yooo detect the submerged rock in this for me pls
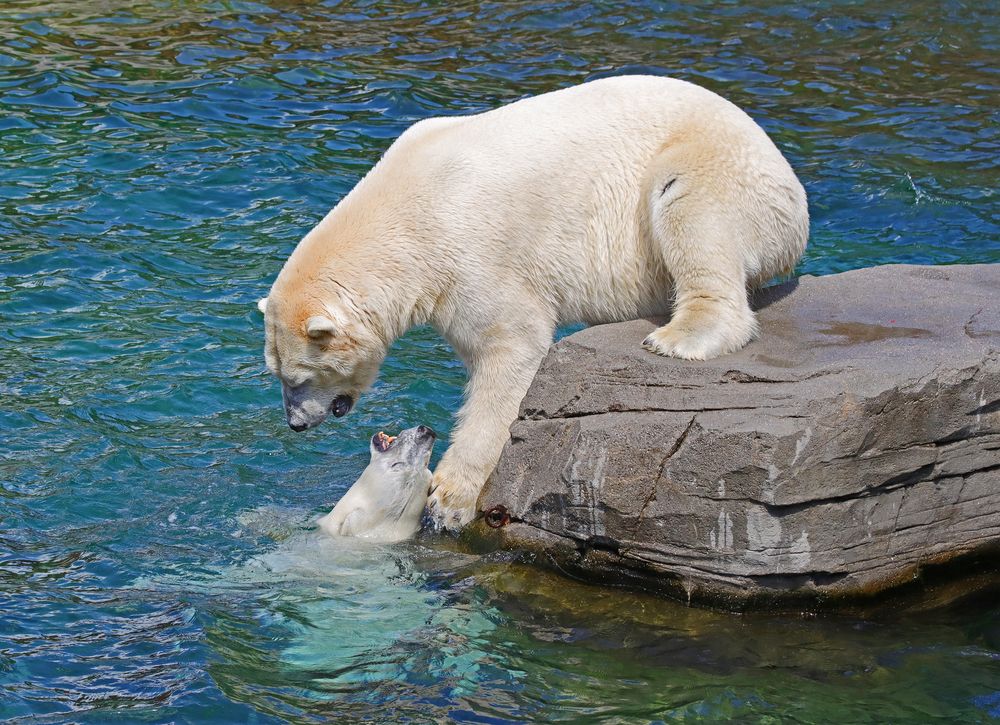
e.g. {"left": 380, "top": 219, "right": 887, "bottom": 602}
{"left": 475, "top": 265, "right": 1000, "bottom": 610}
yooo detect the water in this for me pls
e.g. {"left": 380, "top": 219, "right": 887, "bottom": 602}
{"left": 0, "top": 0, "right": 997, "bottom": 721}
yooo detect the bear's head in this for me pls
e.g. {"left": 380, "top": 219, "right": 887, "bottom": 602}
{"left": 257, "top": 286, "right": 386, "bottom": 431}
{"left": 366, "top": 425, "right": 436, "bottom": 500}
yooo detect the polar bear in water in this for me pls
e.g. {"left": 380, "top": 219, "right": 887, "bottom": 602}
{"left": 258, "top": 75, "right": 809, "bottom": 530}
{"left": 318, "top": 425, "right": 436, "bottom": 542}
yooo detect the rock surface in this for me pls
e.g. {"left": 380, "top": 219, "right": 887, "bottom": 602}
{"left": 474, "top": 265, "right": 1000, "bottom": 609}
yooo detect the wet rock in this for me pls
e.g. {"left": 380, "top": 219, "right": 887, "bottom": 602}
{"left": 476, "top": 265, "right": 1000, "bottom": 610}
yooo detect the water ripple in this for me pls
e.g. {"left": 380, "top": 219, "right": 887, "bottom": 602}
{"left": 1, "top": 0, "right": 997, "bottom": 721}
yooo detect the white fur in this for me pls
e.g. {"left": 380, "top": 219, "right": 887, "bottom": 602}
{"left": 305, "top": 316, "right": 336, "bottom": 338}
{"left": 317, "top": 436, "right": 432, "bottom": 542}
{"left": 261, "top": 75, "right": 809, "bottom": 529}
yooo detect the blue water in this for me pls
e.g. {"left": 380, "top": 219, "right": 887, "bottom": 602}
{"left": 1, "top": 0, "right": 998, "bottom": 721}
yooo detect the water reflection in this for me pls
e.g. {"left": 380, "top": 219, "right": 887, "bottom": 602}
{"left": 165, "top": 517, "right": 1000, "bottom": 722}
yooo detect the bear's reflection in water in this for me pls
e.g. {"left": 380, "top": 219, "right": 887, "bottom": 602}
{"left": 180, "top": 505, "right": 483, "bottom": 676}
{"left": 137, "top": 504, "right": 997, "bottom": 720}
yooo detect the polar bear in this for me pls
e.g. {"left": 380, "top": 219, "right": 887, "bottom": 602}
{"left": 318, "top": 426, "right": 436, "bottom": 542}
{"left": 258, "top": 75, "right": 809, "bottom": 530}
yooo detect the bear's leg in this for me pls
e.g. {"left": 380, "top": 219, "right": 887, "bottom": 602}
{"left": 642, "top": 184, "right": 759, "bottom": 361}
{"left": 427, "top": 311, "right": 554, "bottom": 530}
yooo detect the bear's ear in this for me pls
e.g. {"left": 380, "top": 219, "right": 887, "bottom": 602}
{"left": 305, "top": 315, "right": 337, "bottom": 339}
{"left": 257, "top": 297, "right": 268, "bottom": 314}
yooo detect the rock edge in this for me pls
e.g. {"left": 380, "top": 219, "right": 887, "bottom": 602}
{"left": 474, "top": 264, "right": 1000, "bottom": 610}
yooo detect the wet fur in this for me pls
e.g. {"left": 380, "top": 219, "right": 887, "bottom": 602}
{"left": 317, "top": 428, "right": 433, "bottom": 542}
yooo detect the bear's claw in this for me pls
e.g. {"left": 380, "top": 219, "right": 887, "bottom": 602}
{"left": 426, "top": 471, "right": 478, "bottom": 532}
{"left": 642, "top": 305, "right": 758, "bottom": 361}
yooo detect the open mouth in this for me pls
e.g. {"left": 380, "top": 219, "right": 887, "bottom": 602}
{"left": 330, "top": 394, "right": 353, "bottom": 418}
{"left": 372, "top": 431, "right": 396, "bottom": 452}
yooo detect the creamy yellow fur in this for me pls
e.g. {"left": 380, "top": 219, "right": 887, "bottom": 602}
{"left": 260, "top": 75, "right": 809, "bottom": 529}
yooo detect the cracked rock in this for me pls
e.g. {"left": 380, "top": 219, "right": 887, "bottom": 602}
{"left": 474, "top": 264, "right": 1000, "bottom": 610}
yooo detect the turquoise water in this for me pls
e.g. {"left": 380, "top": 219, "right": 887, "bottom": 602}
{"left": 1, "top": 0, "right": 998, "bottom": 721}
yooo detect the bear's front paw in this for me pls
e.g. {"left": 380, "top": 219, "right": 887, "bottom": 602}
{"left": 426, "top": 470, "right": 478, "bottom": 533}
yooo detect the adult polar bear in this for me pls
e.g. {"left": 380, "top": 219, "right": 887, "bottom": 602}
{"left": 259, "top": 75, "right": 809, "bottom": 530}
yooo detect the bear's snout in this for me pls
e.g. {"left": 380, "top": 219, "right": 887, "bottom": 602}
{"left": 285, "top": 405, "right": 322, "bottom": 431}
{"left": 281, "top": 382, "right": 334, "bottom": 432}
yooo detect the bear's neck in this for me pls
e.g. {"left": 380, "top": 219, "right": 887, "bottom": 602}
{"left": 299, "top": 247, "right": 440, "bottom": 347}
{"left": 284, "top": 181, "right": 448, "bottom": 345}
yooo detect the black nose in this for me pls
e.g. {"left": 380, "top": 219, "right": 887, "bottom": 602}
{"left": 417, "top": 425, "right": 436, "bottom": 440}
{"left": 289, "top": 421, "right": 308, "bottom": 432}
{"left": 331, "top": 395, "right": 353, "bottom": 418}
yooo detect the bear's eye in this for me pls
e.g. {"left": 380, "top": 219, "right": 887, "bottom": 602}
{"left": 390, "top": 461, "right": 406, "bottom": 470}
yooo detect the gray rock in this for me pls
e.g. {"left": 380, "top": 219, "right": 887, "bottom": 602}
{"left": 474, "top": 264, "right": 1000, "bottom": 609}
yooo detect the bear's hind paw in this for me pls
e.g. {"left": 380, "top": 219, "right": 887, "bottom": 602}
{"left": 642, "top": 308, "right": 758, "bottom": 361}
